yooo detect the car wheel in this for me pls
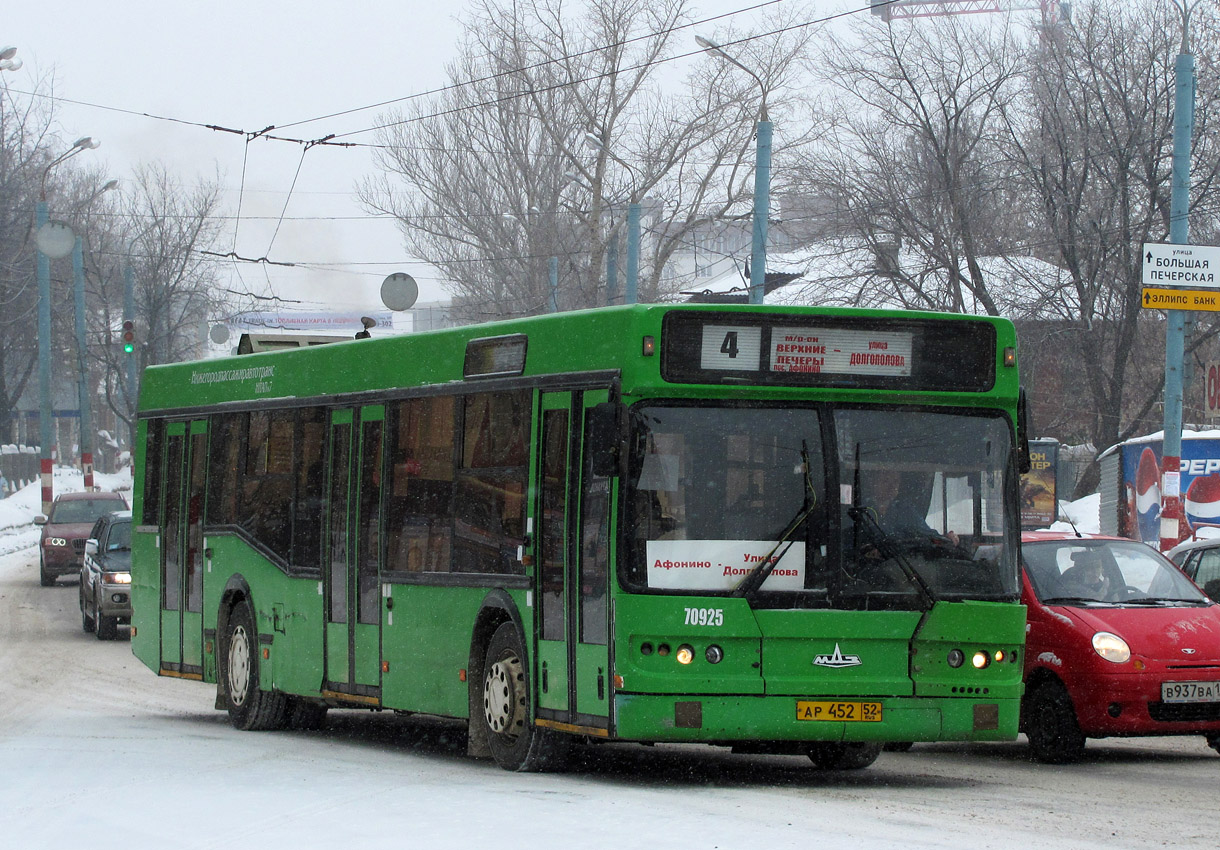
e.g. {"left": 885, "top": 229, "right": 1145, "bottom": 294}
{"left": 80, "top": 587, "right": 95, "bottom": 634}
{"left": 39, "top": 554, "right": 54, "bottom": 587}
{"left": 808, "top": 742, "right": 884, "bottom": 770}
{"left": 479, "top": 622, "right": 567, "bottom": 771}
{"left": 1024, "top": 680, "right": 1086, "bottom": 764}
{"left": 219, "top": 598, "right": 288, "bottom": 731}
{"left": 1206, "top": 734, "right": 1220, "bottom": 756}
{"left": 96, "top": 594, "right": 117, "bottom": 641}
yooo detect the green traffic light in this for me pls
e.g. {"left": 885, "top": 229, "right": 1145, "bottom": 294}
{"left": 123, "top": 343, "right": 134, "bottom": 354}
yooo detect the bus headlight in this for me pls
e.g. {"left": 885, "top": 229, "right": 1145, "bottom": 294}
{"left": 947, "top": 649, "right": 965, "bottom": 668}
{"left": 971, "top": 651, "right": 990, "bottom": 669}
{"left": 1092, "top": 631, "right": 1131, "bottom": 664}
{"left": 676, "top": 645, "right": 694, "bottom": 665}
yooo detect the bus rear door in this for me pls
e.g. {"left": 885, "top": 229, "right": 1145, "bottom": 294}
{"left": 323, "top": 405, "right": 385, "bottom": 702}
{"left": 535, "top": 389, "right": 612, "bottom": 734}
{"left": 159, "top": 419, "right": 206, "bottom": 678}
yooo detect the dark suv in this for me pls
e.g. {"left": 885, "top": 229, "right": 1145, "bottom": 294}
{"left": 35, "top": 492, "right": 128, "bottom": 586}
{"left": 79, "top": 510, "right": 133, "bottom": 639}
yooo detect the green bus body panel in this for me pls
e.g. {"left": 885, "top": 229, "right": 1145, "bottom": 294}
{"left": 382, "top": 585, "right": 530, "bottom": 718}
{"left": 131, "top": 304, "right": 1025, "bottom": 747}
{"left": 137, "top": 305, "right": 1020, "bottom": 415}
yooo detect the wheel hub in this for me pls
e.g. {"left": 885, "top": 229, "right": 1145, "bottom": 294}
{"left": 228, "top": 624, "right": 252, "bottom": 707}
{"left": 483, "top": 654, "right": 524, "bottom": 739}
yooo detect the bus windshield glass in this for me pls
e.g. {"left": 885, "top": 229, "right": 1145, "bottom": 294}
{"left": 624, "top": 404, "right": 1018, "bottom": 605}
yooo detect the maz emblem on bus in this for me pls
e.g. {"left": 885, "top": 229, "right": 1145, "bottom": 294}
{"left": 813, "top": 644, "right": 862, "bottom": 668}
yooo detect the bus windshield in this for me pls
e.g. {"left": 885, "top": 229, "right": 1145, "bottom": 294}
{"left": 624, "top": 403, "right": 1018, "bottom": 606}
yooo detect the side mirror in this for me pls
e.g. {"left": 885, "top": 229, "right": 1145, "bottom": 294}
{"left": 34, "top": 515, "right": 47, "bottom": 526}
{"left": 85, "top": 539, "right": 99, "bottom": 556}
{"left": 588, "top": 401, "right": 624, "bottom": 477}
{"left": 1017, "top": 387, "right": 1033, "bottom": 474}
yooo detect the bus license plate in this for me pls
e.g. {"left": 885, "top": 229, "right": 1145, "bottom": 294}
{"left": 796, "top": 701, "right": 882, "bottom": 722}
{"left": 1162, "top": 681, "right": 1220, "bottom": 703}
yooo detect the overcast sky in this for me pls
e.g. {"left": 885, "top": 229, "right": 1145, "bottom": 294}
{"left": 4, "top": 1, "right": 831, "bottom": 318}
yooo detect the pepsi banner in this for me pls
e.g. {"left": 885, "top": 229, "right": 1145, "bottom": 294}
{"left": 1121, "top": 435, "right": 1220, "bottom": 544}
{"left": 1020, "top": 440, "right": 1058, "bottom": 528}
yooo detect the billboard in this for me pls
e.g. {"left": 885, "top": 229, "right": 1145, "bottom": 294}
{"left": 1020, "top": 439, "right": 1058, "bottom": 529}
{"left": 1116, "top": 432, "right": 1220, "bottom": 545}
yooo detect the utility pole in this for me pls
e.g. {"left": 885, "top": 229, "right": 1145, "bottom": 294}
{"left": 1160, "top": 0, "right": 1199, "bottom": 552}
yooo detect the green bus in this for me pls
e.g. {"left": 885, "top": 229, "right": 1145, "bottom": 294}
{"left": 132, "top": 303, "right": 1029, "bottom": 771}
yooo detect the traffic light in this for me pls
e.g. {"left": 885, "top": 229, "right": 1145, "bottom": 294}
{"left": 121, "top": 320, "right": 135, "bottom": 354}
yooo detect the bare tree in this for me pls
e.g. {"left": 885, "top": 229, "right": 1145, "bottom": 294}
{"left": 1001, "top": 1, "right": 1220, "bottom": 489}
{"left": 88, "top": 163, "right": 226, "bottom": 446}
{"left": 786, "top": 13, "right": 1027, "bottom": 315}
{"left": 360, "top": 0, "right": 813, "bottom": 320}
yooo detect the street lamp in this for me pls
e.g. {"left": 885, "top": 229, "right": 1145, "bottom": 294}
{"left": 0, "top": 45, "right": 21, "bottom": 72}
{"left": 36, "top": 136, "right": 101, "bottom": 513}
{"left": 696, "top": 35, "right": 771, "bottom": 306}
{"left": 581, "top": 134, "right": 642, "bottom": 305}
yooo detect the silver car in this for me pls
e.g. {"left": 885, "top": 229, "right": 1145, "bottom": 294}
{"left": 79, "top": 511, "right": 133, "bottom": 640}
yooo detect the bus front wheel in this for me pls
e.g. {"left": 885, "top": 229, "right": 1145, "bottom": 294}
{"left": 220, "top": 598, "right": 288, "bottom": 731}
{"left": 479, "top": 622, "right": 566, "bottom": 772}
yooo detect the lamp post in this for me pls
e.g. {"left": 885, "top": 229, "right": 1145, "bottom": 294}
{"left": 580, "top": 134, "right": 642, "bottom": 304}
{"left": 72, "top": 179, "right": 118, "bottom": 491}
{"left": 1159, "top": 1, "right": 1200, "bottom": 551}
{"left": 35, "top": 136, "right": 101, "bottom": 513}
{"left": 696, "top": 35, "right": 771, "bottom": 306}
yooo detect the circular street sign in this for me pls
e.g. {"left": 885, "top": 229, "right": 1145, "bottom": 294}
{"left": 35, "top": 220, "right": 76, "bottom": 259}
{"left": 209, "top": 323, "right": 231, "bottom": 345}
{"left": 381, "top": 272, "right": 419, "bottom": 311}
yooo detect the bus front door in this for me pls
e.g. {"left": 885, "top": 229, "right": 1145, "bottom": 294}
{"left": 159, "top": 419, "right": 206, "bottom": 678}
{"left": 535, "top": 390, "right": 611, "bottom": 734}
{"left": 323, "top": 406, "right": 385, "bottom": 702}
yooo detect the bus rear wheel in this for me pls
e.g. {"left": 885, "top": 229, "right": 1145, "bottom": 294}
{"left": 220, "top": 598, "right": 288, "bottom": 731}
{"left": 808, "top": 742, "right": 883, "bottom": 770}
{"left": 480, "top": 622, "right": 566, "bottom": 772}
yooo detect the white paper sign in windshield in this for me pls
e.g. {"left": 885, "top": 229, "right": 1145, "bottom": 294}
{"left": 770, "top": 328, "right": 913, "bottom": 377}
{"left": 647, "top": 540, "right": 806, "bottom": 591}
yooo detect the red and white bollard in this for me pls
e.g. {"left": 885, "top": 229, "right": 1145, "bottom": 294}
{"left": 82, "top": 452, "right": 94, "bottom": 492}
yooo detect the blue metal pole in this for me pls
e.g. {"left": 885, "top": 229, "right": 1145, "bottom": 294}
{"left": 548, "top": 256, "right": 559, "bottom": 313}
{"left": 124, "top": 259, "right": 137, "bottom": 452}
{"left": 72, "top": 237, "right": 94, "bottom": 490}
{"left": 749, "top": 119, "right": 772, "bottom": 305}
{"left": 606, "top": 230, "right": 619, "bottom": 306}
{"left": 1161, "top": 45, "right": 1195, "bottom": 550}
{"left": 36, "top": 201, "right": 53, "bottom": 514}
{"left": 626, "top": 202, "right": 640, "bottom": 304}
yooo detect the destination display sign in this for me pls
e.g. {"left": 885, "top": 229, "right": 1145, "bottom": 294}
{"left": 661, "top": 311, "right": 998, "bottom": 393}
{"left": 768, "top": 327, "right": 913, "bottom": 377}
{"left": 1141, "top": 287, "right": 1220, "bottom": 313}
{"left": 1142, "top": 243, "right": 1220, "bottom": 288}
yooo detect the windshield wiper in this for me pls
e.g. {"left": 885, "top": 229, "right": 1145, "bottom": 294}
{"left": 734, "top": 441, "right": 816, "bottom": 600}
{"left": 847, "top": 500, "right": 937, "bottom": 608}
{"left": 1040, "top": 596, "right": 1107, "bottom": 605}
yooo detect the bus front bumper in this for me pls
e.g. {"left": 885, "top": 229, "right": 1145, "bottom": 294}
{"left": 612, "top": 692, "right": 1020, "bottom": 743}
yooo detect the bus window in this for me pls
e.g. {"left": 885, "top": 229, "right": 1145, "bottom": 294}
{"left": 386, "top": 395, "right": 456, "bottom": 574}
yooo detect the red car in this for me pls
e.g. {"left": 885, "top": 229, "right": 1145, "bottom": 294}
{"left": 1020, "top": 531, "right": 1220, "bottom": 762}
{"left": 34, "top": 491, "right": 128, "bottom": 586}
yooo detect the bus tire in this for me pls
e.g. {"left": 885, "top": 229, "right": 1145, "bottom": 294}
{"left": 220, "top": 598, "right": 288, "bottom": 731}
{"left": 808, "top": 741, "right": 883, "bottom": 770}
{"left": 286, "top": 697, "right": 328, "bottom": 731}
{"left": 480, "top": 622, "right": 567, "bottom": 772}
{"left": 1024, "top": 679, "right": 1085, "bottom": 764}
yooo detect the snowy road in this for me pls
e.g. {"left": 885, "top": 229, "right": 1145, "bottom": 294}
{"left": 1, "top": 543, "right": 1216, "bottom": 850}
